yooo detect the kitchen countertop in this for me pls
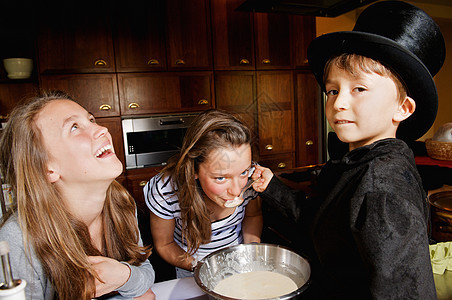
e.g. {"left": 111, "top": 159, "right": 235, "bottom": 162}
{"left": 151, "top": 277, "right": 208, "bottom": 300}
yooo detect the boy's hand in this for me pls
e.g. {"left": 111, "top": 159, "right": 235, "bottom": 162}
{"left": 251, "top": 165, "right": 273, "bottom": 193}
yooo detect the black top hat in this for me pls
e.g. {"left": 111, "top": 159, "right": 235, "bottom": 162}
{"left": 307, "top": 0, "right": 446, "bottom": 141}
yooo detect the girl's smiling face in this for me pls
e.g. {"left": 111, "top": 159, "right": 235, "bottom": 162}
{"left": 35, "top": 99, "right": 123, "bottom": 185}
{"left": 324, "top": 65, "right": 403, "bottom": 150}
{"left": 195, "top": 144, "right": 252, "bottom": 209}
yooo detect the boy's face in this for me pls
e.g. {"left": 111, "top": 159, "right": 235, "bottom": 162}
{"left": 324, "top": 65, "right": 402, "bottom": 151}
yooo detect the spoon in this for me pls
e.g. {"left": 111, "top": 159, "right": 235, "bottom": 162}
{"left": 224, "top": 176, "right": 260, "bottom": 208}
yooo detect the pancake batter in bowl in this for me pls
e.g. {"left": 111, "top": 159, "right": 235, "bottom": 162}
{"left": 213, "top": 271, "right": 297, "bottom": 299}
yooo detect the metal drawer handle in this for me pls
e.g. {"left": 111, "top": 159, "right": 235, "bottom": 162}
{"left": 94, "top": 59, "right": 107, "bottom": 66}
{"left": 262, "top": 59, "right": 271, "bottom": 64}
{"left": 239, "top": 58, "right": 250, "bottom": 65}
{"left": 128, "top": 102, "right": 140, "bottom": 109}
{"left": 139, "top": 181, "right": 147, "bottom": 187}
{"left": 99, "top": 104, "right": 111, "bottom": 111}
{"left": 198, "top": 99, "right": 209, "bottom": 105}
{"left": 175, "top": 59, "right": 186, "bottom": 65}
{"left": 265, "top": 144, "right": 273, "bottom": 151}
{"left": 306, "top": 140, "right": 314, "bottom": 146}
{"left": 148, "top": 59, "right": 160, "bottom": 65}
{"left": 277, "top": 162, "right": 287, "bottom": 169}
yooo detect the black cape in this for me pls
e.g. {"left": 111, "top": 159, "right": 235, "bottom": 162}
{"left": 262, "top": 138, "right": 436, "bottom": 299}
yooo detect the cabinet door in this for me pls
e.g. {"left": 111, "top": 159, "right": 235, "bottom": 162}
{"left": 258, "top": 153, "right": 294, "bottom": 171}
{"left": 118, "top": 72, "right": 213, "bottom": 115}
{"left": 113, "top": 0, "right": 167, "bottom": 72}
{"left": 293, "top": 16, "right": 316, "bottom": 68}
{"left": 0, "top": 83, "right": 38, "bottom": 119}
{"left": 215, "top": 71, "right": 256, "bottom": 132}
{"left": 166, "top": 0, "right": 212, "bottom": 70}
{"left": 40, "top": 74, "right": 120, "bottom": 118}
{"left": 38, "top": 5, "right": 115, "bottom": 73}
{"left": 125, "top": 167, "right": 163, "bottom": 246}
{"left": 254, "top": 13, "right": 292, "bottom": 70}
{"left": 296, "top": 72, "right": 322, "bottom": 166}
{"left": 214, "top": 71, "right": 259, "bottom": 160}
{"left": 211, "top": 0, "right": 255, "bottom": 70}
{"left": 257, "top": 71, "right": 295, "bottom": 155}
{"left": 95, "top": 117, "right": 126, "bottom": 172}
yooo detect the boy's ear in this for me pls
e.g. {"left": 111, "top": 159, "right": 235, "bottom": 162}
{"left": 393, "top": 96, "right": 416, "bottom": 122}
{"left": 46, "top": 164, "right": 60, "bottom": 183}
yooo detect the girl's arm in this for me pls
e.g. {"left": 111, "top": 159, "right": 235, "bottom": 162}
{"left": 150, "top": 212, "right": 195, "bottom": 271}
{"left": 242, "top": 197, "right": 263, "bottom": 243}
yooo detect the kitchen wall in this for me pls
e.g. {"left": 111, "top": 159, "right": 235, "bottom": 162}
{"left": 315, "top": 0, "right": 452, "bottom": 141}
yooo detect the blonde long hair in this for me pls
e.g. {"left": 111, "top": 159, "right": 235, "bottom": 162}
{"left": 0, "top": 91, "right": 151, "bottom": 300}
{"left": 161, "top": 109, "right": 252, "bottom": 256}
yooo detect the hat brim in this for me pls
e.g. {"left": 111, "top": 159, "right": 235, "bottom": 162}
{"left": 308, "top": 31, "right": 438, "bottom": 141}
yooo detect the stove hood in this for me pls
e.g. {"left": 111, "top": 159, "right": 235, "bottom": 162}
{"left": 236, "top": 0, "right": 378, "bottom": 17}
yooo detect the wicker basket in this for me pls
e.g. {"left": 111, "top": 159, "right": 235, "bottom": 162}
{"left": 426, "top": 138, "right": 452, "bottom": 161}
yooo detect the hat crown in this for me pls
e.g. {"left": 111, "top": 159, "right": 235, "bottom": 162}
{"left": 353, "top": 1, "right": 445, "bottom": 77}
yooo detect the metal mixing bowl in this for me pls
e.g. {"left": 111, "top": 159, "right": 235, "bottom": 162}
{"left": 194, "top": 243, "right": 311, "bottom": 300}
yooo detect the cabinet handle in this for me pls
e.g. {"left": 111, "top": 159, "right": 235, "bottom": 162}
{"left": 99, "top": 104, "right": 111, "bottom": 111}
{"left": 94, "top": 59, "right": 107, "bottom": 66}
{"left": 239, "top": 58, "right": 250, "bottom": 65}
{"left": 305, "top": 140, "right": 314, "bottom": 146}
{"left": 262, "top": 59, "right": 271, "bottom": 64}
{"left": 0, "top": 114, "right": 9, "bottom": 120}
{"left": 128, "top": 102, "right": 140, "bottom": 109}
{"left": 139, "top": 181, "right": 147, "bottom": 187}
{"left": 175, "top": 59, "right": 186, "bottom": 65}
{"left": 198, "top": 99, "right": 209, "bottom": 105}
{"left": 277, "top": 162, "right": 287, "bottom": 169}
{"left": 265, "top": 144, "right": 273, "bottom": 151}
{"left": 303, "top": 59, "right": 309, "bottom": 64}
{"left": 147, "top": 59, "right": 160, "bottom": 65}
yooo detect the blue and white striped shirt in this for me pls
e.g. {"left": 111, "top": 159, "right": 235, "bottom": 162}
{"left": 144, "top": 173, "right": 258, "bottom": 260}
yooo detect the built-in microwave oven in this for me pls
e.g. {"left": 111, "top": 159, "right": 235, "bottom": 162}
{"left": 122, "top": 113, "right": 199, "bottom": 169}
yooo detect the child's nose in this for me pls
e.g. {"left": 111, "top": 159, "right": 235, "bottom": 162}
{"left": 333, "top": 92, "right": 350, "bottom": 110}
{"left": 228, "top": 179, "right": 242, "bottom": 197}
{"left": 93, "top": 124, "right": 108, "bottom": 139}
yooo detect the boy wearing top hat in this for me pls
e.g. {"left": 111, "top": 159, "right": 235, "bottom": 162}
{"left": 251, "top": 1, "right": 445, "bottom": 298}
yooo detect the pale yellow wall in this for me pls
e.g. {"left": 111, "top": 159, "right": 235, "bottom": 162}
{"left": 315, "top": 1, "right": 452, "bottom": 141}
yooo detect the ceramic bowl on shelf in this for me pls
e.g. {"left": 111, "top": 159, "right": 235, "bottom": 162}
{"left": 3, "top": 58, "right": 33, "bottom": 79}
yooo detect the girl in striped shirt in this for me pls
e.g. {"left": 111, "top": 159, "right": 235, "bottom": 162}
{"left": 144, "top": 109, "right": 263, "bottom": 278}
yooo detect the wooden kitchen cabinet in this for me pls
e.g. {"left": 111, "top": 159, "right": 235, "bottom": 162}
{"left": 118, "top": 72, "right": 214, "bottom": 115}
{"left": 165, "top": 0, "right": 213, "bottom": 70}
{"left": 214, "top": 71, "right": 260, "bottom": 160}
{"left": 257, "top": 71, "right": 295, "bottom": 157}
{"left": 293, "top": 16, "right": 316, "bottom": 68}
{"left": 254, "top": 13, "right": 292, "bottom": 70}
{"left": 113, "top": 0, "right": 167, "bottom": 72}
{"left": 211, "top": 0, "right": 255, "bottom": 70}
{"left": 37, "top": 4, "right": 115, "bottom": 74}
{"left": 40, "top": 74, "right": 120, "bottom": 118}
{"left": 215, "top": 71, "right": 296, "bottom": 170}
{"left": 258, "top": 153, "right": 295, "bottom": 171}
{"left": 126, "top": 166, "right": 175, "bottom": 282}
{"left": 254, "top": 14, "right": 316, "bottom": 70}
{"left": 295, "top": 71, "right": 322, "bottom": 166}
{"left": 0, "top": 83, "right": 38, "bottom": 119}
{"left": 125, "top": 167, "right": 162, "bottom": 246}
{"left": 214, "top": 71, "right": 257, "bottom": 134}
